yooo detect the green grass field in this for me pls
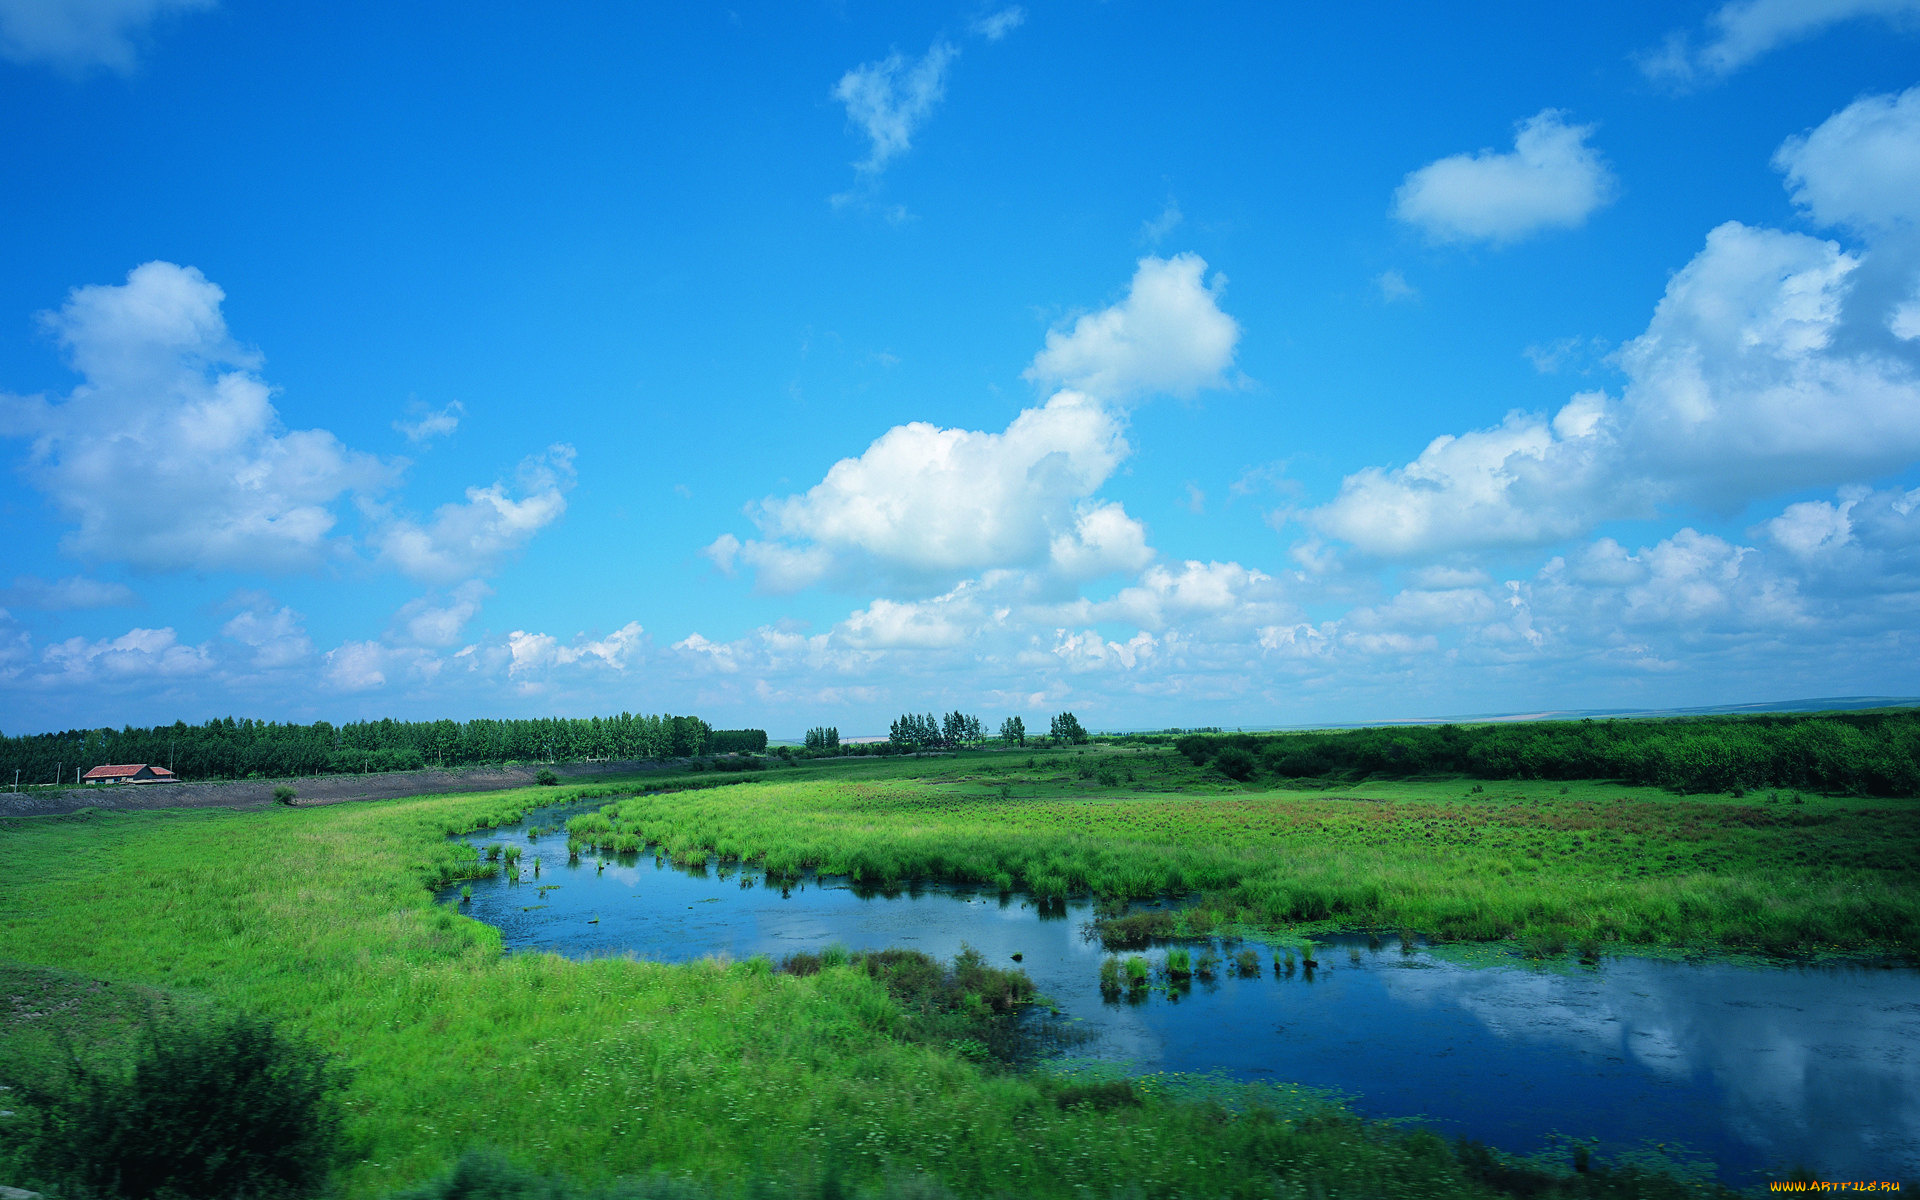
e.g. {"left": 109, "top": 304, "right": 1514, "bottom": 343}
{"left": 5, "top": 744, "right": 1908, "bottom": 1197}
{"left": 580, "top": 746, "right": 1920, "bottom": 958}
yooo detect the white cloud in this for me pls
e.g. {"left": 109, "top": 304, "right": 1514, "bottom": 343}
{"left": 1764, "top": 497, "right": 1856, "bottom": 558}
{"left": 1095, "top": 560, "right": 1283, "bottom": 631}
{"left": 734, "top": 390, "right": 1134, "bottom": 591}
{"left": 221, "top": 602, "right": 312, "bottom": 669}
{"left": 1054, "top": 628, "right": 1158, "bottom": 672}
{"left": 971, "top": 6, "right": 1024, "bottom": 40}
{"left": 2, "top": 575, "right": 136, "bottom": 609}
{"left": 1641, "top": 0, "right": 1920, "bottom": 84}
{"left": 832, "top": 39, "right": 958, "bottom": 180}
{"left": 841, "top": 592, "right": 979, "bottom": 650}
{"left": 1308, "top": 399, "right": 1632, "bottom": 557}
{"left": 0, "top": 262, "right": 398, "bottom": 573}
{"left": 369, "top": 444, "right": 576, "bottom": 583}
{"left": 508, "top": 622, "right": 645, "bottom": 676}
{"left": 1024, "top": 254, "right": 1241, "bottom": 400}
{"left": 394, "top": 400, "right": 464, "bottom": 445}
{"left": 324, "top": 640, "right": 388, "bottom": 692}
{"left": 394, "top": 580, "right": 490, "bottom": 647}
{"left": 0, "top": 0, "right": 213, "bottom": 73}
{"left": 1534, "top": 528, "right": 1803, "bottom": 632}
{"left": 1773, "top": 84, "right": 1920, "bottom": 234}
{"left": 1312, "top": 94, "right": 1920, "bottom": 561}
{"left": 1392, "top": 110, "right": 1617, "bottom": 245}
{"left": 42, "top": 625, "right": 211, "bottom": 682}
{"left": 1613, "top": 221, "right": 1920, "bottom": 500}
{"left": 1046, "top": 501, "right": 1153, "bottom": 580}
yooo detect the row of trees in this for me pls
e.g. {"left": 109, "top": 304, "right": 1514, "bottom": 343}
{"left": 1, "top": 712, "right": 720, "bottom": 785}
{"left": 1173, "top": 709, "right": 1920, "bottom": 796}
{"left": 873, "top": 711, "right": 1088, "bottom": 752}
{"left": 803, "top": 726, "right": 841, "bottom": 751}
{"left": 888, "top": 712, "right": 985, "bottom": 751}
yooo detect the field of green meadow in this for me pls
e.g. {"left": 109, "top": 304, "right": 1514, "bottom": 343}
{"left": 3, "top": 726, "right": 1915, "bottom": 1198}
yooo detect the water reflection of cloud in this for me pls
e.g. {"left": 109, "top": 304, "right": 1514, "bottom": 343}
{"left": 1375, "top": 956, "right": 1920, "bottom": 1177}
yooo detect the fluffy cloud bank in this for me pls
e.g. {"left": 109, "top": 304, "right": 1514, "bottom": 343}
{"left": 1316, "top": 89, "right": 1920, "bottom": 559}
{"left": 1392, "top": 110, "right": 1617, "bottom": 245}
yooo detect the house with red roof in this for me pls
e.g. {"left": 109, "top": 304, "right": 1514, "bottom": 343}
{"left": 81, "top": 763, "right": 179, "bottom": 784}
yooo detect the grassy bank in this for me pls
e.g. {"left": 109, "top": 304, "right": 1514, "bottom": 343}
{"left": 572, "top": 748, "right": 1920, "bottom": 958}
{"left": 0, "top": 784, "right": 1739, "bottom": 1199}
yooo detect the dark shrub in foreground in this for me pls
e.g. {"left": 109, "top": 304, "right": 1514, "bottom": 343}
{"left": 3, "top": 1007, "right": 349, "bottom": 1200}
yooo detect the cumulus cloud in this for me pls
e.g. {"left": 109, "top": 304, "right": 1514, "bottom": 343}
{"left": 42, "top": 625, "right": 211, "bottom": 682}
{"left": 508, "top": 622, "right": 645, "bottom": 676}
{"left": 1774, "top": 84, "right": 1920, "bottom": 234}
{"left": 1641, "top": 0, "right": 1920, "bottom": 85}
{"left": 0, "top": 0, "right": 214, "bottom": 73}
{"left": 1092, "top": 560, "right": 1284, "bottom": 631}
{"left": 1025, "top": 254, "right": 1241, "bottom": 400}
{"left": 1309, "top": 398, "right": 1632, "bottom": 557}
{"left": 1392, "top": 110, "right": 1617, "bottom": 245}
{"left": 833, "top": 38, "right": 958, "bottom": 181}
{"left": 369, "top": 444, "right": 576, "bottom": 583}
{"left": 2, "top": 575, "right": 136, "bottom": 609}
{"left": 729, "top": 390, "right": 1137, "bottom": 591}
{"left": 323, "top": 640, "right": 389, "bottom": 691}
{"left": 0, "top": 262, "right": 397, "bottom": 573}
{"left": 1313, "top": 94, "right": 1920, "bottom": 560}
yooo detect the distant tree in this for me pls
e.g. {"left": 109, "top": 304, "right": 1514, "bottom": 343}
{"left": 999, "top": 716, "right": 1026, "bottom": 746}
{"left": 1051, "top": 712, "right": 1089, "bottom": 745}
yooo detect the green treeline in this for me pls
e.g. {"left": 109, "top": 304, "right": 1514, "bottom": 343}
{"left": 706, "top": 729, "right": 768, "bottom": 755}
{"left": 0, "top": 712, "right": 720, "bottom": 784}
{"left": 1173, "top": 708, "right": 1920, "bottom": 796}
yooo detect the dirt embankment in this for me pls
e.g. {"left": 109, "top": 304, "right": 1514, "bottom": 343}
{"left": 0, "top": 759, "right": 675, "bottom": 819}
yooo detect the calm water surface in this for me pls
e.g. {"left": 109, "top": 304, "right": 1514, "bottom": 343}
{"left": 442, "top": 802, "right": 1920, "bottom": 1187}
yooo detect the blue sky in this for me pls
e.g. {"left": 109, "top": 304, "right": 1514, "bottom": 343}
{"left": 2, "top": 0, "right": 1919, "bottom": 737}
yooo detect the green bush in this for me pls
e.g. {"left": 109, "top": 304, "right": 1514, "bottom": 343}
{"left": 2, "top": 1007, "right": 349, "bottom": 1200}
{"left": 272, "top": 785, "right": 297, "bottom": 806}
{"left": 1214, "top": 747, "right": 1257, "bottom": 781}
{"left": 535, "top": 767, "right": 558, "bottom": 786}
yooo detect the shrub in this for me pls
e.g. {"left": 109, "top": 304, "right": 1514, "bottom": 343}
{"left": 3, "top": 1007, "right": 349, "bottom": 1200}
{"left": 271, "top": 785, "right": 297, "bottom": 806}
{"left": 535, "top": 767, "right": 558, "bottom": 786}
{"left": 1214, "top": 747, "right": 1257, "bottom": 781}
